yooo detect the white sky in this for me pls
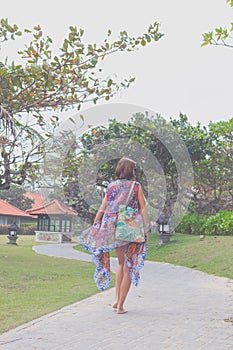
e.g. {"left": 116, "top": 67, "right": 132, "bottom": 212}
{"left": 1, "top": 0, "right": 233, "bottom": 126}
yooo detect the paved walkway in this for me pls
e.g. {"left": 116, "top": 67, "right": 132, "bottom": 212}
{"left": 0, "top": 243, "right": 232, "bottom": 349}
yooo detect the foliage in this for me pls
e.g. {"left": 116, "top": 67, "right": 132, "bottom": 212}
{"left": 170, "top": 113, "right": 214, "bottom": 163}
{"left": 54, "top": 113, "right": 183, "bottom": 222}
{"left": 0, "top": 19, "right": 163, "bottom": 189}
{"left": 193, "top": 119, "right": 233, "bottom": 214}
{"left": 202, "top": 0, "right": 233, "bottom": 48}
{"left": 0, "top": 224, "right": 10, "bottom": 235}
{"left": 176, "top": 213, "right": 206, "bottom": 235}
{"left": 0, "top": 184, "right": 34, "bottom": 210}
{"left": 201, "top": 211, "right": 233, "bottom": 236}
{"left": 171, "top": 115, "right": 233, "bottom": 214}
{"left": 176, "top": 211, "right": 233, "bottom": 236}
{"left": 0, "top": 224, "right": 36, "bottom": 235}
{"left": 47, "top": 112, "right": 233, "bottom": 222}
{"left": 199, "top": 2, "right": 233, "bottom": 212}
{"left": 0, "top": 19, "right": 162, "bottom": 117}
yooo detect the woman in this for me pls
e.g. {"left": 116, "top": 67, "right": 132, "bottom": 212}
{"left": 79, "top": 157, "right": 149, "bottom": 314}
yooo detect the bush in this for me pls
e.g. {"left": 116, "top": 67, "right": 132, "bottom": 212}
{"left": 176, "top": 211, "right": 233, "bottom": 236}
{"left": 19, "top": 226, "right": 36, "bottom": 235}
{"left": 201, "top": 211, "right": 233, "bottom": 236}
{"left": 20, "top": 222, "right": 37, "bottom": 228}
{"left": 176, "top": 213, "right": 206, "bottom": 235}
{"left": 0, "top": 224, "right": 36, "bottom": 235}
{"left": 0, "top": 225, "right": 9, "bottom": 235}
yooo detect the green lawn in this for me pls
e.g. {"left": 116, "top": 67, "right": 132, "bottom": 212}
{"left": 0, "top": 235, "right": 114, "bottom": 334}
{"left": 146, "top": 233, "right": 233, "bottom": 280}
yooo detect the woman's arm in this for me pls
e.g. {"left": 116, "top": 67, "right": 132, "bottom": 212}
{"left": 93, "top": 196, "right": 107, "bottom": 224}
{"left": 138, "top": 185, "right": 149, "bottom": 242}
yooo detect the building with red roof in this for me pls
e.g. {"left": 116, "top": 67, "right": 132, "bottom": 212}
{"left": 24, "top": 192, "right": 47, "bottom": 210}
{"left": 0, "top": 199, "right": 32, "bottom": 226}
{"left": 27, "top": 199, "right": 78, "bottom": 243}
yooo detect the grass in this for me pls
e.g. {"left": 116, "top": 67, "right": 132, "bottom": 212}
{"left": 0, "top": 235, "right": 114, "bottom": 334}
{"left": 146, "top": 233, "right": 233, "bottom": 279}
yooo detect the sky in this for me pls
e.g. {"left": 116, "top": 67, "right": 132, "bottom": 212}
{"left": 1, "top": 0, "right": 233, "bottom": 126}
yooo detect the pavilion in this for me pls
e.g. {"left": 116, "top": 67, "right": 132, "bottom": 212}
{"left": 27, "top": 199, "right": 78, "bottom": 243}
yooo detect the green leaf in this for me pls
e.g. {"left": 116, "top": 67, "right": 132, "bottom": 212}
{"left": 226, "top": 0, "right": 233, "bottom": 7}
{"left": 63, "top": 39, "right": 68, "bottom": 50}
{"left": 107, "top": 79, "right": 113, "bottom": 87}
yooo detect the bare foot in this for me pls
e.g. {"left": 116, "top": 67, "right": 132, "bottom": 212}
{"left": 112, "top": 303, "right": 118, "bottom": 310}
{"left": 117, "top": 308, "right": 128, "bottom": 314}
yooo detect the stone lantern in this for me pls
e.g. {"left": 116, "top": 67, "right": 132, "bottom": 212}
{"left": 157, "top": 212, "right": 171, "bottom": 245}
{"left": 7, "top": 223, "right": 19, "bottom": 245}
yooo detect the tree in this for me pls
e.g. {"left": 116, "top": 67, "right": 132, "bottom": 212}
{"left": 0, "top": 184, "right": 34, "bottom": 210}
{"left": 202, "top": 0, "right": 233, "bottom": 48}
{"left": 170, "top": 113, "right": 214, "bottom": 163}
{"left": 194, "top": 119, "right": 233, "bottom": 214}
{"left": 172, "top": 116, "right": 233, "bottom": 214}
{"left": 200, "top": 1, "right": 233, "bottom": 212}
{"left": 0, "top": 19, "right": 163, "bottom": 189}
{"left": 44, "top": 112, "right": 233, "bottom": 221}
{"left": 48, "top": 113, "right": 193, "bottom": 223}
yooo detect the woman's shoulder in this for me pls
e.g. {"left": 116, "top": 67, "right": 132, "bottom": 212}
{"left": 107, "top": 179, "right": 141, "bottom": 187}
{"left": 107, "top": 180, "right": 119, "bottom": 187}
{"left": 106, "top": 180, "right": 120, "bottom": 191}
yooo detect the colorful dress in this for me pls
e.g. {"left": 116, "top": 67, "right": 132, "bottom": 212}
{"left": 78, "top": 179, "right": 147, "bottom": 290}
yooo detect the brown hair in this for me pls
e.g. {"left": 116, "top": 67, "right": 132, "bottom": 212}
{"left": 115, "top": 157, "right": 136, "bottom": 180}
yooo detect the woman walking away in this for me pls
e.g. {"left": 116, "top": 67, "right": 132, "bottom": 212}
{"left": 79, "top": 157, "right": 149, "bottom": 314}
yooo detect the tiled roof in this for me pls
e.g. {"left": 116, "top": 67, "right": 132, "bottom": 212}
{"left": 0, "top": 199, "right": 32, "bottom": 217}
{"left": 24, "top": 192, "right": 48, "bottom": 212}
{"left": 27, "top": 199, "right": 77, "bottom": 216}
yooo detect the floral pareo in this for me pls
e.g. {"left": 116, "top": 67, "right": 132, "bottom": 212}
{"left": 78, "top": 180, "right": 147, "bottom": 291}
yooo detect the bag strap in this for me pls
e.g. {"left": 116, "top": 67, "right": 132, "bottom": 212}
{"left": 125, "top": 181, "right": 135, "bottom": 208}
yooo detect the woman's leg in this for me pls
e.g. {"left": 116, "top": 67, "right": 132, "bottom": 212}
{"left": 116, "top": 263, "right": 131, "bottom": 313}
{"left": 114, "top": 246, "right": 131, "bottom": 313}
{"left": 113, "top": 246, "right": 125, "bottom": 308}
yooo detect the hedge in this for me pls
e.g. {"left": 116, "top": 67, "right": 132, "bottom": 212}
{"left": 176, "top": 211, "right": 233, "bottom": 236}
{"left": 0, "top": 225, "right": 36, "bottom": 235}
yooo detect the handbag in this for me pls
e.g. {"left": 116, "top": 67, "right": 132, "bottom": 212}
{"left": 115, "top": 181, "right": 145, "bottom": 243}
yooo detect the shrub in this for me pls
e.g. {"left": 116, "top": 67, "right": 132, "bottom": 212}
{"left": 176, "top": 213, "right": 205, "bottom": 235}
{"left": 0, "top": 224, "right": 36, "bottom": 235}
{"left": 201, "top": 211, "right": 233, "bottom": 236}
{"left": 19, "top": 226, "right": 36, "bottom": 235}
{"left": 176, "top": 211, "right": 233, "bottom": 236}
{"left": 0, "top": 225, "right": 9, "bottom": 235}
{"left": 20, "top": 222, "right": 37, "bottom": 228}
